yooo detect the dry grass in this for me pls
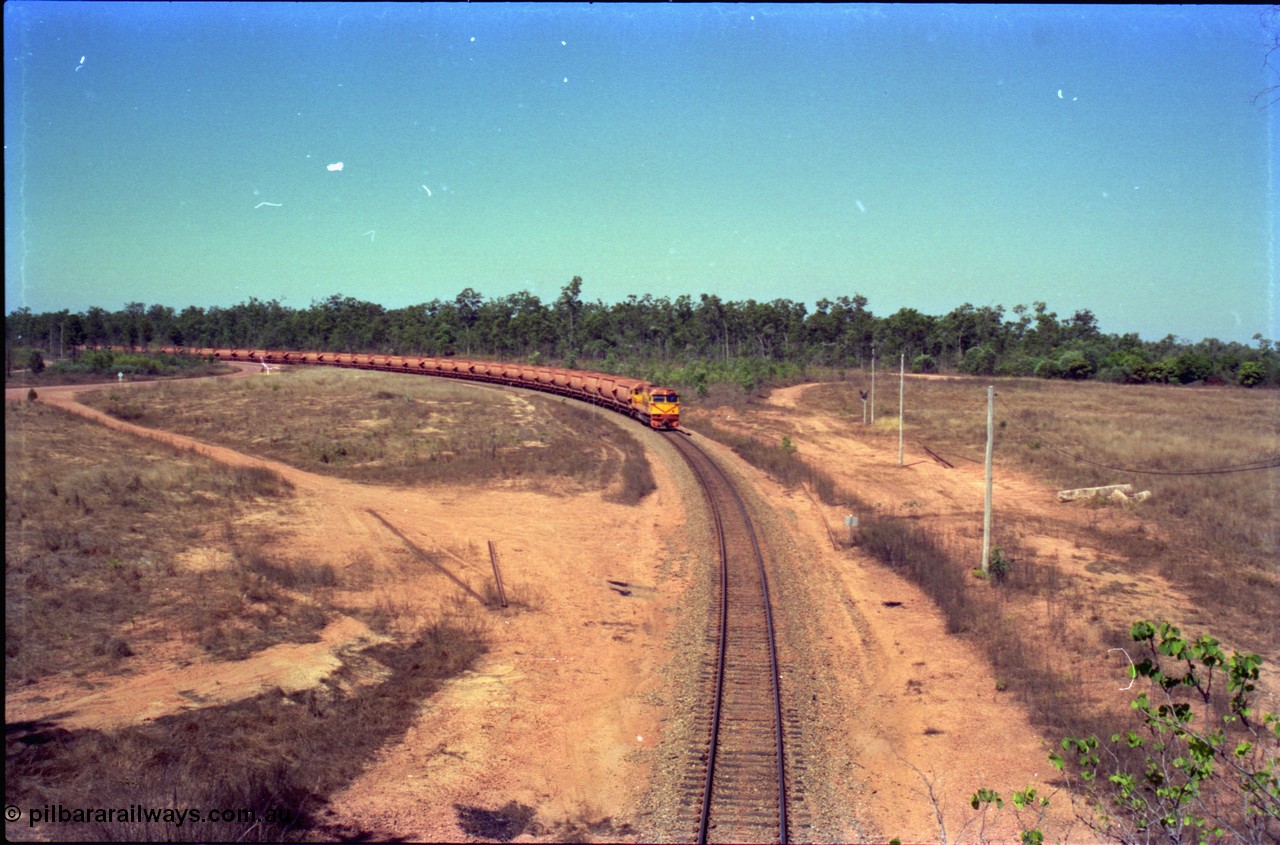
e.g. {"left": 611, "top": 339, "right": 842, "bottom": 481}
{"left": 692, "top": 378, "right": 1279, "bottom": 805}
{"left": 803, "top": 375, "right": 1280, "bottom": 648}
{"left": 6, "top": 620, "right": 486, "bottom": 842}
{"left": 691, "top": 417, "right": 840, "bottom": 505}
{"left": 5, "top": 357, "right": 232, "bottom": 388}
{"left": 6, "top": 398, "right": 491, "bottom": 841}
{"left": 4, "top": 401, "right": 309, "bottom": 682}
{"left": 79, "top": 367, "right": 656, "bottom": 501}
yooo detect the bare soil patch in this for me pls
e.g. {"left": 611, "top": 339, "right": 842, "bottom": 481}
{"left": 5, "top": 369, "right": 686, "bottom": 842}
{"left": 682, "top": 377, "right": 1278, "bottom": 841}
{"left": 11, "top": 365, "right": 1272, "bottom": 842}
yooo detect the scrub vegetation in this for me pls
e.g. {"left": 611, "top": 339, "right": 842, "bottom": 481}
{"left": 690, "top": 374, "right": 1279, "bottom": 842}
{"left": 76, "top": 367, "right": 655, "bottom": 503}
{"left": 5, "top": 399, "right": 490, "bottom": 842}
{"left": 6, "top": 347, "right": 228, "bottom": 386}
{"left": 8, "top": 279, "right": 1279, "bottom": 390}
{"left": 5, "top": 401, "right": 304, "bottom": 684}
{"left": 800, "top": 374, "right": 1280, "bottom": 644}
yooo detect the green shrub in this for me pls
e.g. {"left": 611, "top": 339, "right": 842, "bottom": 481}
{"left": 1033, "top": 357, "right": 1061, "bottom": 379}
{"left": 1051, "top": 620, "right": 1280, "bottom": 843}
{"left": 1237, "top": 361, "right": 1265, "bottom": 387}
{"left": 911, "top": 354, "right": 938, "bottom": 374}
{"left": 1174, "top": 352, "right": 1215, "bottom": 384}
{"left": 987, "top": 547, "right": 1011, "bottom": 582}
{"left": 1056, "top": 350, "right": 1094, "bottom": 380}
{"left": 960, "top": 345, "right": 998, "bottom": 376}
{"left": 994, "top": 352, "right": 1036, "bottom": 377}
{"left": 21, "top": 348, "right": 45, "bottom": 374}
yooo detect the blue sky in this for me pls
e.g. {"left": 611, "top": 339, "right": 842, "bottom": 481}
{"left": 5, "top": 3, "right": 1277, "bottom": 343}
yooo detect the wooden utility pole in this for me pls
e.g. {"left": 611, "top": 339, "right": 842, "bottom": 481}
{"left": 897, "top": 353, "right": 905, "bottom": 466}
{"left": 870, "top": 352, "right": 876, "bottom": 425}
{"left": 487, "top": 540, "right": 508, "bottom": 608}
{"left": 981, "top": 385, "right": 994, "bottom": 576}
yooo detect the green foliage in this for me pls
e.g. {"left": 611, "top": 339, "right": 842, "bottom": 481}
{"left": 1237, "top": 361, "right": 1265, "bottom": 387}
{"left": 7, "top": 346, "right": 45, "bottom": 375}
{"left": 973, "top": 621, "right": 1279, "bottom": 844}
{"left": 968, "top": 786, "right": 1051, "bottom": 844}
{"left": 47, "top": 349, "right": 202, "bottom": 379}
{"left": 1056, "top": 349, "right": 1095, "bottom": 380}
{"left": 987, "top": 546, "right": 1011, "bottom": 582}
{"left": 1033, "top": 357, "right": 1061, "bottom": 379}
{"left": 1175, "top": 352, "right": 1215, "bottom": 384}
{"left": 1099, "top": 350, "right": 1153, "bottom": 384}
{"left": 959, "top": 344, "right": 998, "bottom": 376}
{"left": 911, "top": 353, "right": 938, "bottom": 374}
{"left": 8, "top": 288, "right": 1279, "bottom": 389}
{"left": 1146, "top": 359, "right": 1178, "bottom": 384}
{"left": 1051, "top": 620, "right": 1279, "bottom": 843}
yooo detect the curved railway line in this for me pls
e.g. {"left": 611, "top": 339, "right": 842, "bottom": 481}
{"left": 94, "top": 346, "right": 800, "bottom": 840}
{"left": 664, "top": 431, "right": 791, "bottom": 844}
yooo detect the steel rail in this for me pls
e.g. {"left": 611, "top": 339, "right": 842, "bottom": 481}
{"left": 666, "top": 432, "right": 788, "bottom": 844}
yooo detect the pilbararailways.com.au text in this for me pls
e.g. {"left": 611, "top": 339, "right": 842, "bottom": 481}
{"left": 6, "top": 803, "right": 297, "bottom": 828}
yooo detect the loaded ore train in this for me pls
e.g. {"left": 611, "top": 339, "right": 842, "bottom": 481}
{"left": 151, "top": 346, "right": 682, "bottom": 431}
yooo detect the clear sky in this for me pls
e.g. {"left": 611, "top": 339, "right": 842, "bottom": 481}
{"left": 5, "top": 3, "right": 1277, "bottom": 344}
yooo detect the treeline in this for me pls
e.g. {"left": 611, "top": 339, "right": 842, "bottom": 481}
{"left": 6, "top": 278, "right": 1278, "bottom": 389}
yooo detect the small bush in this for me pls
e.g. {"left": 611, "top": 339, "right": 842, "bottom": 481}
{"left": 1238, "top": 361, "right": 1265, "bottom": 387}
{"left": 987, "top": 547, "right": 1011, "bottom": 582}
{"left": 960, "top": 345, "right": 998, "bottom": 376}
{"left": 1049, "top": 621, "right": 1280, "bottom": 844}
{"left": 11, "top": 347, "right": 45, "bottom": 374}
{"left": 6, "top": 620, "right": 487, "bottom": 841}
{"left": 911, "top": 354, "right": 938, "bottom": 374}
{"left": 91, "top": 636, "right": 134, "bottom": 660}
{"left": 1057, "top": 350, "right": 1094, "bottom": 380}
{"left": 1033, "top": 357, "right": 1061, "bottom": 379}
{"left": 104, "top": 397, "right": 146, "bottom": 422}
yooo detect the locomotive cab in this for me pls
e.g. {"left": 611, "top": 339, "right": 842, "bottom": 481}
{"left": 632, "top": 385, "right": 680, "bottom": 430}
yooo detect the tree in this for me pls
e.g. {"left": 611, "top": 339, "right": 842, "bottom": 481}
{"left": 1063, "top": 309, "right": 1100, "bottom": 342}
{"left": 1174, "top": 352, "right": 1215, "bottom": 384}
{"left": 959, "top": 344, "right": 998, "bottom": 376}
{"left": 876, "top": 307, "right": 935, "bottom": 360}
{"left": 1237, "top": 361, "right": 1266, "bottom": 387}
{"left": 25, "top": 348, "right": 44, "bottom": 375}
{"left": 555, "top": 276, "right": 584, "bottom": 360}
{"left": 1056, "top": 349, "right": 1095, "bottom": 380}
{"left": 695, "top": 293, "right": 731, "bottom": 360}
{"left": 1052, "top": 621, "right": 1279, "bottom": 844}
{"left": 1022, "top": 302, "right": 1061, "bottom": 356}
{"left": 454, "top": 287, "right": 483, "bottom": 355}
{"left": 505, "top": 291, "right": 555, "bottom": 356}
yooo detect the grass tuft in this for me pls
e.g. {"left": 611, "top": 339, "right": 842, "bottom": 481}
{"left": 79, "top": 369, "right": 657, "bottom": 501}
{"left": 802, "top": 375, "right": 1280, "bottom": 648}
{"left": 6, "top": 620, "right": 486, "bottom": 842}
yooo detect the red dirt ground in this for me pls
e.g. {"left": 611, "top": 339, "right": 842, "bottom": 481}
{"left": 12, "top": 371, "right": 1267, "bottom": 841}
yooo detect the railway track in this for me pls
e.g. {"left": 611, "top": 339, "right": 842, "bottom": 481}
{"left": 664, "top": 431, "right": 789, "bottom": 844}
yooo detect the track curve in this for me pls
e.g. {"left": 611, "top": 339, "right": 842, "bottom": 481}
{"left": 664, "top": 431, "right": 788, "bottom": 844}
